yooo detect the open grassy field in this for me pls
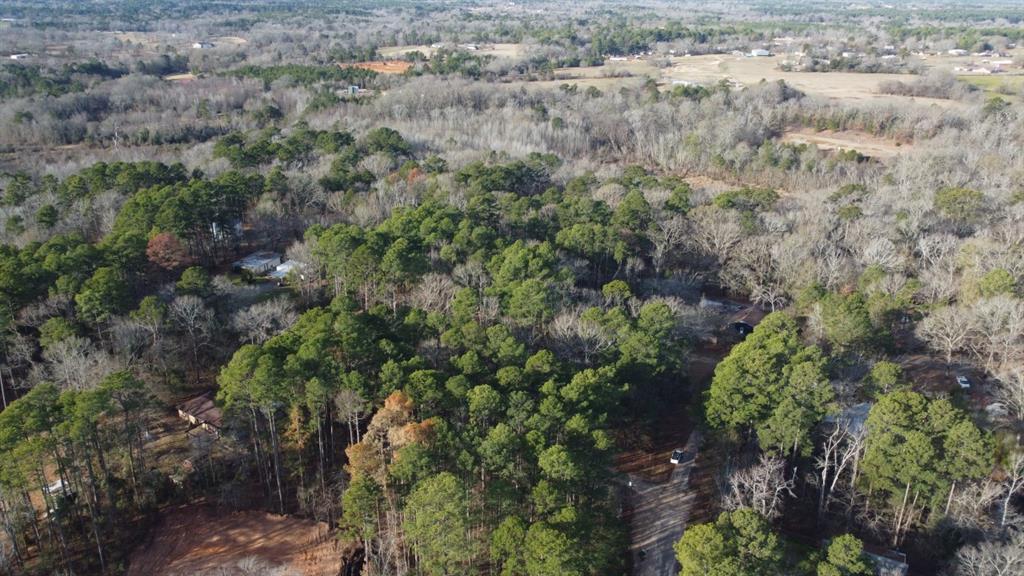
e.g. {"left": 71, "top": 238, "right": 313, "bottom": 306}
{"left": 663, "top": 54, "right": 960, "bottom": 107}
{"left": 512, "top": 58, "right": 660, "bottom": 91}
{"left": 959, "top": 74, "right": 1024, "bottom": 99}
{"left": 534, "top": 51, "right": 1024, "bottom": 109}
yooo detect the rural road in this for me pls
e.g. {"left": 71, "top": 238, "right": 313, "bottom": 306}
{"left": 626, "top": 430, "right": 703, "bottom": 576}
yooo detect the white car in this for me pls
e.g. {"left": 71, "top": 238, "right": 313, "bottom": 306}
{"left": 956, "top": 375, "right": 971, "bottom": 390}
{"left": 670, "top": 449, "right": 692, "bottom": 465}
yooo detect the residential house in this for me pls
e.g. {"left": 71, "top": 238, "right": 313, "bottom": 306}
{"left": 177, "top": 392, "right": 223, "bottom": 437}
{"left": 232, "top": 251, "right": 282, "bottom": 275}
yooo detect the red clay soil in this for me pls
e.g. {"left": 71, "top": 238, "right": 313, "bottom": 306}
{"left": 126, "top": 504, "right": 340, "bottom": 576}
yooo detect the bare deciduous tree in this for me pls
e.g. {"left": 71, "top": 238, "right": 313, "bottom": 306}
{"left": 917, "top": 305, "right": 973, "bottom": 365}
{"left": 815, "top": 420, "right": 866, "bottom": 521}
{"left": 650, "top": 215, "right": 688, "bottom": 275}
{"left": 549, "top": 307, "right": 616, "bottom": 365}
{"left": 999, "top": 451, "right": 1024, "bottom": 528}
{"left": 967, "top": 297, "right": 1024, "bottom": 373}
{"left": 43, "top": 335, "right": 118, "bottom": 391}
{"left": 688, "top": 206, "right": 743, "bottom": 266}
{"left": 170, "top": 295, "right": 214, "bottom": 381}
{"left": 994, "top": 365, "right": 1024, "bottom": 424}
{"left": 409, "top": 273, "right": 457, "bottom": 314}
{"left": 956, "top": 532, "right": 1024, "bottom": 576}
{"left": 948, "top": 479, "right": 1004, "bottom": 533}
{"left": 232, "top": 298, "right": 298, "bottom": 345}
{"left": 723, "top": 454, "right": 795, "bottom": 520}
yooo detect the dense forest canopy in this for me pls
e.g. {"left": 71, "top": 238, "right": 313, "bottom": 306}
{"left": 0, "top": 1, "right": 1021, "bottom": 575}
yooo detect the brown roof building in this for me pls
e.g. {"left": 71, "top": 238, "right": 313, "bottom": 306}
{"left": 177, "top": 392, "right": 222, "bottom": 436}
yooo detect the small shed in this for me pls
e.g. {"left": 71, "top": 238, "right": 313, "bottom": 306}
{"left": 177, "top": 392, "right": 223, "bottom": 436}
{"left": 750, "top": 49, "right": 772, "bottom": 57}
{"left": 44, "top": 478, "right": 73, "bottom": 496}
{"left": 232, "top": 251, "right": 281, "bottom": 275}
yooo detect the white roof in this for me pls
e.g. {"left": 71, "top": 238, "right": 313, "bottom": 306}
{"left": 269, "top": 259, "right": 302, "bottom": 279}
{"left": 45, "top": 478, "right": 69, "bottom": 494}
{"left": 234, "top": 251, "right": 280, "bottom": 269}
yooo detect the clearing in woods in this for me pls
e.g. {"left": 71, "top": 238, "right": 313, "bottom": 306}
{"left": 534, "top": 53, "right": 978, "bottom": 108}
{"left": 342, "top": 60, "right": 412, "bottom": 74}
{"left": 213, "top": 36, "right": 248, "bottom": 45}
{"left": 378, "top": 43, "right": 525, "bottom": 59}
{"left": 663, "top": 55, "right": 962, "bottom": 107}
{"left": 781, "top": 128, "right": 910, "bottom": 159}
{"left": 126, "top": 504, "right": 340, "bottom": 576}
{"left": 163, "top": 73, "right": 197, "bottom": 82}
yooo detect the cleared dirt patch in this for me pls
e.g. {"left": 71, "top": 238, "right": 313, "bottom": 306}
{"left": 127, "top": 504, "right": 340, "bottom": 576}
{"left": 781, "top": 128, "right": 910, "bottom": 159}
{"left": 213, "top": 36, "right": 248, "bottom": 45}
{"left": 342, "top": 60, "right": 411, "bottom": 74}
{"left": 163, "top": 73, "right": 197, "bottom": 82}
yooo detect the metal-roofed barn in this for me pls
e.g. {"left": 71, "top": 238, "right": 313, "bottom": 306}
{"left": 232, "top": 251, "right": 281, "bottom": 275}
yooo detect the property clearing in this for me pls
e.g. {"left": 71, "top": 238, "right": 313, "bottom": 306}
{"left": 781, "top": 128, "right": 910, "bottom": 159}
{"left": 342, "top": 60, "right": 412, "bottom": 74}
{"left": 163, "top": 73, "right": 197, "bottom": 82}
{"left": 378, "top": 43, "right": 525, "bottom": 60}
{"left": 213, "top": 36, "right": 248, "bottom": 45}
{"left": 511, "top": 58, "right": 660, "bottom": 91}
{"left": 483, "top": 43, "right": 525, "bottom": 58}
{"left": 662, "top": 54, "right": 960, "bottom": 107}
{"left": 126, "top": 504, "right": 340, "bottom": 576}
{"left": 379, "top": 44, "right": 435, "bottom": 59}
{"left": 959, "top": 74, "right": 1024, "bottom": 102}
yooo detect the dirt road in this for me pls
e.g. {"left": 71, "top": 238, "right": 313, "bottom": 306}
{"left": 625, "top": 430, "right": 703, "bottom": 576}
{"left": 619, "top": 302, "right": 757, "bottom": 576}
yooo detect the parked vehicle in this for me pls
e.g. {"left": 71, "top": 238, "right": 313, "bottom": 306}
{"left": 670, "top": 449, "right": 693, "bottom": 465}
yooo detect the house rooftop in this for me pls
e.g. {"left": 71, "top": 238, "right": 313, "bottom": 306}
{"left": 233, "top": 251, "right": 281, "bottom": 271}
{"left": 177, "top": 392, "right": 222, "bottom": 429}
{"left": 269, "top": 259, "right": 303, "bottom": 279}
